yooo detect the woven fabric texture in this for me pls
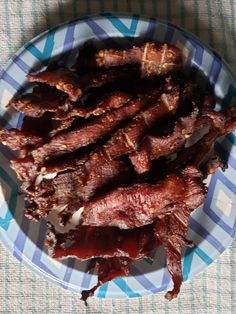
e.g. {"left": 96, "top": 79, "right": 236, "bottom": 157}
{"left": 0, "top": 1, "right": 236, "bottom": 313}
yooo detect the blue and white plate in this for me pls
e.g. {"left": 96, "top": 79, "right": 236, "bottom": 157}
{"left": 0, "top": 14, "right": 236, "bottom": 299}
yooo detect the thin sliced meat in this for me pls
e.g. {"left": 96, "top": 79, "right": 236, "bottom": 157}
{"left": 28, "top": 66, "right": 139, "bottom": 102}
{"left": 27, "top": 68, "right": 82, "bottom": 102}
{"left": 154, "top": 208, "right": 193, "bottom": 300}
{"left": 129, "top": 107, "right": 226, "bottom": 174}
{"left": 46, "top": 222, "right": 158, "bottom": 260}
{"left": 81, "top": 166, "right": 206, "bottom": 229}
{"left": 0, "top": 128, "right": 44, "bottom": 155}
{"left": 10, "top": 154, "right": 88, "bottom": 188}
{"left": 31, "top": 89, "right": 161, "bottom": 163}
{"left": 10, "top": 157, "right": 39, "bottom": 185}
{"left": 29, "top": 153, "right": 130, "bottom": 223}
{"left": 96, "top": 42, "right": 182, "bottom": 77}
{"left": 49, "top": 117, "right": 76, "bottom": 137}
{"left": 104, "top": 86, "right": 180, "bottom": 160}
{"left": 8, "top": 85, "right": 67, "bottom": 118}
{"left": 80, "top": 257, "right": 131, "bottom": 304}
{"left": 168, "top": 115, "right": 236, "bottom": 171}
{"left": 53, "top": 91, "right": 132, "bottom": 121}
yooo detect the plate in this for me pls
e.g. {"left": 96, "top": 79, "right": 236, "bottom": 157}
{"left": 0, "top": 14, "right": 236, "bottom": 299}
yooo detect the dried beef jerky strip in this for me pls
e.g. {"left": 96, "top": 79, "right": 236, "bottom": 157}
{"left": 28, "top": 66, "right": 139, "bottom": 102}
{"left": 129, "top": 105, "right": 199, "bottom": 174}
{"left": 31, "top": 153, "right": 130, "bottom": 223}
{"left": 168, "top": 115, "right": 236, "bottom": 172}
{"left": 154, "top": 208, "right": 193, "bottom": 300}
{"left": 0, "top": 128, "right": 44, "bottom": 154}
{"left": 104, "top": 86, "right": 180, "bottom": 159}
{"left": 129, "top": 107, "right": 226, "bottom": 174}
{"left": 96, "top": 42, "right": 182, "bottom": 77}
{"left": 10, "top": 153, "right": 88, "bottom": 189}
{"left": 53, "top": 91, "right": 132, "bottom": 120}
{"left": 27, "top": 68, "right": 82, "bottom": 102}
{"left": 10, "top": 157, "right": 39, "bottom": 185}
{"left": 9, "top": 85, "right": 67, "bottom": 118}
{"left": 31, "top": 89, "right": 161, "bottom": 163}
{"left": 80, "top": 166, "right": 206, "bottom": 229}
{"left": 49, "top": 117, "right": 76, "bottom": 137}
{"left": 46, "top": 222, "right": 158, "bottom": 260}
{"left": 81, "top": 257, "right": 131, "bottom": 304}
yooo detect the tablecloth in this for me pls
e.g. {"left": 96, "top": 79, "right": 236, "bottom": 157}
{"left": 0, "top": 1, "right": 236, "bottom": 313}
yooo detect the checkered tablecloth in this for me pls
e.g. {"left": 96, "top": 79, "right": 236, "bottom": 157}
{"left": 0, "top": 1, "right": 236, "bottom": 313}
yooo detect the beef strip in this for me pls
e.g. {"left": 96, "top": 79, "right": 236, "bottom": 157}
{"left": 48, "top": 117, "right": 76, "bottom": 137}
{"left": 103, "top": 86, "right": 180, "bottom": 160}
{"left": 54, "top": 91, "right": 132, "bottom": 120}
{"left": 0, "top": 128, "right": 44, "bottom": 157}
{"left": 31, "top": 89, "right": 161, "bottom": 163}
{"left": 29, "top": 152, "right": 130, "bottom": 224}
{"left": 168, "top": 114, "right": 236, "bottom": 171}
{"left": 46, "top": 207, "right": 193, "bottom": 303}
{"left": 8, "top": 84, "right": 67, "bottom": 117}
{"left": 96, "top": 42, "right": 182, "bottom": 77}
{"left": 80, "top": 166, "right": 206, "bottom": 229}
{"left": 46, "top": 222, "right": 158, "bottom": 260}
{"left": 80, "top": 257, "right": 131, "bottom": 304}
{"left": 129, "top": 108, "right": 226, "bottom": 174}
{"left": 27, "top": 68, "right": 82, "bottom": 102}
{"left": 154, "top": 208, "right": 193, "bottom": 300}
{"left": 10, "top": 153, "right": 89, "bottom": 190}
{"left": 27, "top": 66, "right": 139, "bottom": 102}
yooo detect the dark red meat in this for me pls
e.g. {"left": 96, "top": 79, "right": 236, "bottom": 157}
{"left": 104, "top": 86, "right": 180, "bottom": 160}
{"left": 31, "top": 89, "right": 160, "bottom": 163}
{"left": 96, "top": 42, "right": 182, "bottom": 77}
{"left": 29, "top": 153, "right": 130, "bottom": 223}
{"left": 46, "top": 223, "right": 158, "bottom": 260}
{"left": 81, "top": 166, "right": 206, "bottom": 229}
{"left": 0, "top": 128, "right": 44, "bottom": 156}
{"left": 154, "top": 208, "right": 193, "bottom": 300}
{"left": 54, "top": 91, "right": 132, "bottom": 120}
{"left": 9, "top": 84, "right": 67, "bottom": 117}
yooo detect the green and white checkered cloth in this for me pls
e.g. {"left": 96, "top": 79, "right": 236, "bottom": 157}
{"left": 0, "top": 1, "right": 236, "bottom": 313}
